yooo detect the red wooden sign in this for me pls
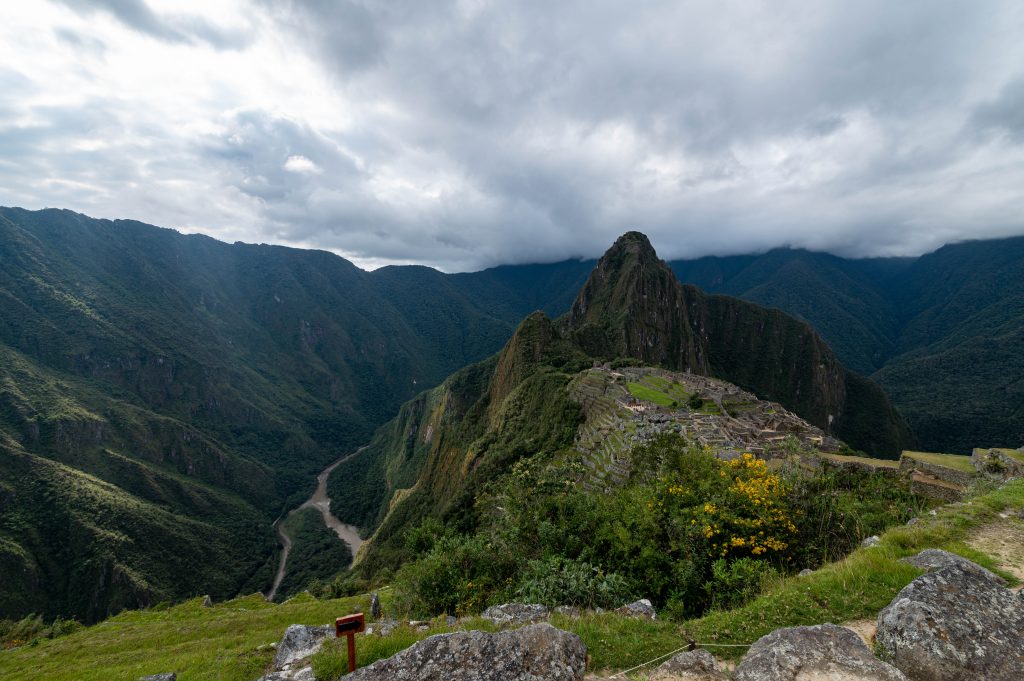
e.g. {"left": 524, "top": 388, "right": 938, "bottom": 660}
{"left": 335, "top": 613, "right": 365, "bottom": 672}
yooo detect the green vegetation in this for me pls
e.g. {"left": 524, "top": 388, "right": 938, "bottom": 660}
{"left": 684, "top": 478, "right": 1024, "bottom": 659}
{"left": 382, "top": 434, "right": 929, "bottom": 621}
{"left": 5, "top": 478, "right": 1017, "bottom": 679}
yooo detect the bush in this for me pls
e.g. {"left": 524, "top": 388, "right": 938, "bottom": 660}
{"left": 703, "top": 557, "right": 779, "bottom": 610}
{"left": 515, "top": 556, "right": 631, "bottom": 609}
{"left": 392, "top": 534, "right": 517, "bottom": 617}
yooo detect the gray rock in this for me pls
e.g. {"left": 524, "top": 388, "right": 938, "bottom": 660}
{"left": 256, "top": 669, "right": 314, "bottom": 681}
{"left": 345, "top": 622, "right": 586, "bottom": 681}
{"left": 876, "top": 561, "right": 1024, "bottom": 681}
{"left": 272, "top": 624, "right": 333, "bottom": 670}
{"left": 140, "top": 675, "right": 176, "bottom": 681}
{"left": 201, "top": 595, "right": 213, "bottom": 607}
{"left": 798, "top": 568, "right": 813, "bottom": 577}
{"left": 650, "top": 649, "right": 728, "bottom": 680}
{"left": 370, "top": 592, "right": 382, "bottom": 620}
{"left": 480, "top": 602, "right": 550, "bottom": 626}
{"left": 900, "top": 548, "right": 1006, "bottom": 585}
{"left": 860, "top": 535, "right": 881, "bottom": 548}
{"left": 615, "top": 598, "right": 657, "bottom": 619}
{"left": 733, "top": 623, "right": 907, "bottom": 681}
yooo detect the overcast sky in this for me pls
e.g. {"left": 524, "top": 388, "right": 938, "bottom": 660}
{"left": 2, "top": 1, "right": 1024, "bottom": 271}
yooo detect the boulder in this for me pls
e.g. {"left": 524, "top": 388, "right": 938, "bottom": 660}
{"left": 345, "top": 622, "right": 586, "bottom": 681}
{"left": 272, "top": 624, "right": 333, "bottom": 669}
{"left": 860, "top": 535, "right": 881, "bottom": 548}
{"left": 139, "top": 675, "right": 176, "bottom": 681}
{"left": 370, "top": 592, "right": 382, "bottom": 620}
{"left": 733, "top": 623, "right": 907, "bottom": 681}
{"left": 616, "top": 598, "right": 656, "bottom": 619}
{"left": 650, "top": 649, "right": 728, "bottom": 680}
{"left": 900, "top": 548, "right": 1006, "bottom": 584}
{"left": 875, "top": 561, "right": 1024, "bottom": 681}
{"left": 481, "top": 602, "right": 550, "bottom": 626}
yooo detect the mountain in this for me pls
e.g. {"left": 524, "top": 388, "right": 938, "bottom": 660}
{"left": 665, "top": 240, "right": 1024, "bottom": 452}
{"left": 334, "top": 232, "right": 911, "bottom": 578}
{"left": 0, "top": 207, "right": 576, "bottom": 621}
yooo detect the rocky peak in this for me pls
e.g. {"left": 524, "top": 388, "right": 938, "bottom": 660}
{"left": 566, "top": 232, "right": 708, "bottom": 374}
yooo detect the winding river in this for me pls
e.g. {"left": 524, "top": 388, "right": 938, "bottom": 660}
{"left": 266, "top": 448, "right": 365, "bottom": 601}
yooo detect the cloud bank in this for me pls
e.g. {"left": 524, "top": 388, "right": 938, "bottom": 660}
{"left": 1, "top": 0, "right": 1023, "bottom": 270}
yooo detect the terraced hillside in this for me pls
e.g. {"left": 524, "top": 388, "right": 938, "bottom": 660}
{"left": 568, "top": 367, "right": 840, "bottom": 489}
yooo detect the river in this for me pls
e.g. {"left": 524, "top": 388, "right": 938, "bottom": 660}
{"left": 266, "top": 448, "right": 365, "bottom": 601}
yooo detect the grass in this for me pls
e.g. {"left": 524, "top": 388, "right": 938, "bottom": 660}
{"left": 902, "top": 450, "right": 976, "bottom": 473}
{"left": 0, "top": 593, "right": 374, "bottom": 681}
{"left": 626, "top": 382, "right": 676, "bottom": 408}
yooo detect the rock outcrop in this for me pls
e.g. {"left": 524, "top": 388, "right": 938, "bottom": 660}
{"left": 875, "top": 561, "right": 1024, "bottom": 681}
{"left": 272, "top": 624, "right": 333, "bottom": 669}
{"left": 345, "top": 623, "right": 586, "bottom": 681}
{"left": 650, "top": 649, "right": 729, "bottom": 680}
{"left": 733, "top": 624, "right": 907, "bottom": 681}
{"left": 255, "top": 624, "right": 332, "bottom": 681}
{"left": 481, "top": 603, "right": 550, "bottom": 626}
{"left": 900, "top": 548, "right": 1006, "bottom": 584}
{"left": 615, "top": 598, "right": 657, "bottom": 619}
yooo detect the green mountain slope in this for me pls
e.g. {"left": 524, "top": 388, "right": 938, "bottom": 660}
{"left": 0, "top": 207, "right": 571, "bottom": 622}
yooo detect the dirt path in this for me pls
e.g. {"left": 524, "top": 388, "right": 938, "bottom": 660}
{"left": 265, "top": 447, "right": 366, "bottom": 601}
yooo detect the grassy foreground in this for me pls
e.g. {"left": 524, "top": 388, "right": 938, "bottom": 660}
{"left": 2, "top": 480, "right": 1021, "bottom": 680}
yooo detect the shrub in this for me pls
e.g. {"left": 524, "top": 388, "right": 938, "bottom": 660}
{"left": 703, "top": 557, "right": 780, "bottom": 610}
{"left": 515, "top": 556, "right": 631, "bottom": 609}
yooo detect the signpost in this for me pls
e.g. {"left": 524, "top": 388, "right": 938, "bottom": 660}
{"left": 335, "top": 613, "right": 366, "bottom": 673}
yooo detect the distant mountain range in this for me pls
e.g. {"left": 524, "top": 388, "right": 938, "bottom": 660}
{"left": 1, "top": 206, "right": 1020, "bottom": 623}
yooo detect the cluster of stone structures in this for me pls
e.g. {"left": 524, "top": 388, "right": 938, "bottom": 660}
{"left": 569, "top": 366, "right": 840, "bottom": 488}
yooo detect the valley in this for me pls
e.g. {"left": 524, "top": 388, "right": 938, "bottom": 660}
{"left": 267, "top": 449, "right": 366, "bottom": 603}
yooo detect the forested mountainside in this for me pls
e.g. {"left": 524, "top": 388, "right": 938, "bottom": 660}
{"left": 331, "top": 232, "right": 910, "bottom": 579}
{"left": 0, "top": 207, "right": 578, "bottom": 622}
{"left": 667, "top": 240, "right": 1024, "bottom": 453}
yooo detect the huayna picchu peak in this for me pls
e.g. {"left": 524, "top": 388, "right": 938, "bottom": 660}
{"left": 565, "top": 232, "right": 911, "bottom": 457}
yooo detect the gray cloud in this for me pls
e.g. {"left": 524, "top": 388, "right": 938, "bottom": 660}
{"left": 4, "top": 1, "right": 1024, "bottom": 270}
{"left": 52, "top": 0, "right": 249, "bottom": 49}
{"left": 972, "top": 76, "right": 1024, "bottom": 143}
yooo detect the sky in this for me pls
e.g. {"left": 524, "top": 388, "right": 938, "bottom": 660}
{"left": 1, "top": 1, "right": 1024, "bottom": 271}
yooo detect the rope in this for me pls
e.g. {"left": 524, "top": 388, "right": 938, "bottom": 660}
{"left": 608, "top": 640, "right": 753, "bottom": 678}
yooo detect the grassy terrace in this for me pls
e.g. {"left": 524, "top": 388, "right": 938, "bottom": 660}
{"left": 902, "top": 450, "right": 976, "bottom": 473}
{"left": 4, "top": 480, "right": 1021, "bottom": 679}
{"left": 819, "top": 453, "right": 900, "bottom": 468}
{"left": 993, "top": 448, "right": 1024, "bottom": 465}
